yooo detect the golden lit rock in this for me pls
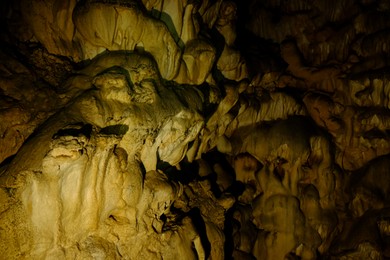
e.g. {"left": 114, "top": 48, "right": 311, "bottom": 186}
{"left": 1, "top": 0, "right": 390, "bottom": 259}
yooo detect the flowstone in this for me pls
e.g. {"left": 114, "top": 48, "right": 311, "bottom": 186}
{"left": 0, "top": 52, "right": 207, "bottom": 259}
{"left": 2, "top": 0, "right": 390, "bottom": 258}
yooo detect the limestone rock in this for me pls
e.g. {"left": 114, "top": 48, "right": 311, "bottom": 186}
{"left": 1, "top": 0, "right": 390, "bottom": 258}
{"left": 0, "top": 52, "right": 205, "bottom": 259}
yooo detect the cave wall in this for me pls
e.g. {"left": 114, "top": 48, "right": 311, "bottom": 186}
{"left": 0, "top": 0, "right": 390, "bottom": 259}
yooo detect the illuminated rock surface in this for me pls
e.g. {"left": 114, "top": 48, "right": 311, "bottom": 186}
{"left": 0, "top": 0, "right": 390, "bottom": 259}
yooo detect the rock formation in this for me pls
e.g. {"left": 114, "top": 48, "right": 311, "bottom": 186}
{"left": 1, "top": 0, "right": 390, "bottom": 259}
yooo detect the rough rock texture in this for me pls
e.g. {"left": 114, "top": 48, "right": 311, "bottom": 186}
{"left": 1, "top": 0, "right": 390, "bottom": 259}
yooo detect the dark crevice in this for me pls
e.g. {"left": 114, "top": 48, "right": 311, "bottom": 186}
{"left": 187, "top": 208, "right": 211, "bottom": 259}
{"left": 53, "top": 123, "right": 93, "bottom": 139}
{"left": 99, "top": 124, "right": 129, "bottom": 136}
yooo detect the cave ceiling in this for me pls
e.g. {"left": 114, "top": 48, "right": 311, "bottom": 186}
{"left": 1, "top": 0, "right": 390, "bottom": 259}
